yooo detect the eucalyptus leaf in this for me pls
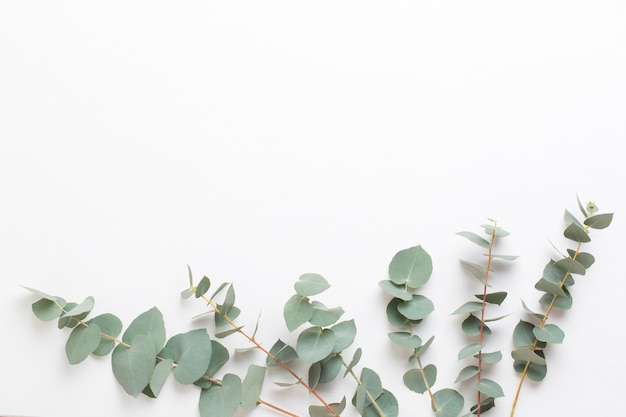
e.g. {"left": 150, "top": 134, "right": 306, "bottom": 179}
{"left": 22, "top": 286, "right": 66, "bottom": 304}
{"left": 554, "top": 257, "right": 586, "bottom": 276}
{"left": 459, "top": 260, "right": 489, "bottom": 286}
{"left": 149, "top": 358, "right": 173, "bottom": 397}
{"left": 362, "top": 390, "right": 399, "bottom": 417}
{"left": 266, "top": 339, "right": 298, "bottom": 367}
{"left": 533, "top": 324, "right": 565, "bottom": 344}
{"left": 458, "top": 343, "right": 482, "bottom": 360}
{"left": 123, "top": 307, "right": 166, "bottom": 353}
{"left": 489, "top": 254, "right": 518, "bottom": 260}
{"left": 319, "top": 354, "right": 343, "bottom": 384}
{"left": 416, "top": 335, "right": 435, "bottom": 356}
{"left": 65, "top": 323, "right": 101, "bottom": 364}
{"left": 404, "top": 365, "right": 437, "bottom": 393}
{"left": 88, "top": 313, "right": 123, "bottom": 356}
{"left": 164, "top": 329, "right": 212, "bottom": 384}
{"left": 310, "top": 301, "right": 344, "bottom": 327}
{"left": 481, "top": 224, "right": 510, "bottom": 237}
{"left": 513, "top": 357, "right": 547, "bottom": 381}
{"left": 181, "top": 288, "right": 194, "bottom": 299}
{"left": 511, "top": 347, "right": 546, "bottom": 365}
{"left": 563, "top": 223, "right": 591, "bottom": 243}
{"left": 461, "top": 314, "right": 490, "bottom": 337}
{"left": 432, "top": 388, "right": 464, "bottom": 417}
{"left": 539, "top": 288, "right": 572, "bottom": 310}
{"left": 584, "top": 213, "right": 614, "bottom": 229}
{"left": 512, "top": 320, "right": 537, "bottom": 347}
{"left": 294, "top": 273, "right": 331, "bottom": 296}
{"left": 389, "top": 245, "right": 433, "bottom": 288}
{"left": 199, "top": 373, "right": 242, "bottom": 417}
{"left": 195, "top": 276, "right": 211, "bottom": 298}
{"left": 388, "top": 332, "right": 422, "bottom": 349}
{"left": 330, "top": 319, "right": 356, "bottom": 353}
{"left": 386, "top": 298, "right": 411, "bottom": 328}
{"left": 451, "top": 301, "right": 483, "bottom": 315}
{"left": 567, "top": 250, "right": 595, "bottom": 268}
{"left": 241, "top": 365, "right": 265, "bottom": 410}
{"left": 378, "top": 280, "right": 413, "bottom": 301}
{"left": 397, "top": 295, "right": 434, "bottom": 320}
{"left": 215, "top": 326, "right": 244, "bottom": 339}
{"left": 310, "top": 397, "right": 346, "bottom": 417}
{"left": 111, "top": 335, "right": 157, "bottom": 397}
{"left": 476, "top": 379, "right": 504, "bottom": 398}
{"left": 215, "top": 305, "right": 240, "bottom": 327}
{"left": 534, "top": 278, "right": 567, "bottom": 298}
{"left": 455, "top": 365, "right": 478, "bottom": 383}
{"left": 542, "top": 260, "right": 574, "bottom": 286}
{"left": 62, "top": 296, "right": 95, "bottom": 318}
{"left": 564, "top": 209, "right": 584, "bottom": 229}
{"left": 456, "top": 231, "right": 490, "bottom": 249}
{"left": 296, "top": 327, "right": 336, "bottom": 364}
{"left": 283, "top": 294, "right": 313, "bottom": 331}
{"left": 32, "top": 298, "right": 65, "bottom": 321}
{"left": 344, "top": 347, "right": 362, "bottom": 377}
{"left": 478, "top": 351, "right": 502, "bottom": 364}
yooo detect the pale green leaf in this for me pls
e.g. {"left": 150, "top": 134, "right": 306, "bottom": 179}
{"left": 535, "top": 278, "right": 567, "bottom": 298}
{"left": 22, "top": 286, "right": 66, "bottom": 304}
{"left": 283, "top": 294, "right": 313, "bottom": 331}
{"left": 511, "top": 348, "right": 546, "bottom": 365}
{"left": 362, "top": 390, "right": 398, "bottom": 417}
{"left": 476, "top": 379, "right": 504, "bottom": 398}
{"left": 330, "top": 319, "right": 356, "bottom": 353}
{"left": 404, "top": 365, "right": 437, "bottom": 393}
{"left": 123, "top": 307, "right": 166, "bottom": 353}
{"left": 513, "top": 357, "right": 547, "bottom": 381}
{"left": 432, "top": 389, "right": 464, "bottom": 417}
{"left": 458, "top": 343, "right": 482, "bottom": 360}
{"left": 241, "top": 364, "right": 265, "bottom": 410}
{"left": 476, "top": 291, "right": 507, "bottom": 305}
{"left": 567, "top": 250, "right": 595, "bottom": 268}
{"left": 455, "top": 365, "right": 478, "bottom": 383}
{"left": 88, "top": 313, "right": 123, "bottom": 356}
{"left": 389, "top": 245, "right": 433, "bottom": 288}
{"left": 513, "top": 320, "right": 537, "bottom": 347}
{"left": 150, "top": 359, "right": 173, "bottom": 397}
{"left": 187, "top": 264, "right": 194, "bottom": 286}
{"left": 62, "top": 296, "right": 95, "bottom": 318}
{"left": 479, "top": 351, "right": 502, "bottom": 364}
{"left": 584, "top": 213, "right": 613, "bottom": 229}
{"left": 319, "top": 354, "right": 342, "bottom": 384}
{"left": 310, "top": 301, "right": 344, "bottom": 327}
{"left": 489, "top": 254, "right": 518, "bottom": 261}
{"left": 461, "top": 314, "right": 490, "bottom": 337}
{"left": 459, "top": 260, "right": 489, "bottom": 286}
{"left": 111, "top": 335, "right": 157, "bottom": 397}
{"left": 294, "top": 273, "right": 331, "bottom": 296}
{"left": 297, "top": 327, "right": 335, "bottom": 364}
{"left": 195, "top": 276, "right": 211, "bottom": 298}
{"left": 481, "top": 224, "right": 510, "bottom": 237}
{"left": 555, "top": 257, "right": 586, "bottom": 276}
{"left": 65, "top": 323, "right": 101, "bottom": 364}
{"left": 416, "top": 335, "right": 435, "bottom": 356}
{"left": 457, "top": 231, "right": 490, "bottom": 249}
{"left": 378, "top": 280, "right": 412, "bottom": 301}
{"left": 397, "top": 295, "right": 434, "bottom": 320}
{"left": 266, "top": 339, "right": 297, "bottom": 367}
{"left": 215, "top": 326, "right": 244, "bottom": 339}
{"left": 164, "top": 329, "right": 212, "bottom": 384}
{"left": 386, "top": 298, "right": 410, "bottom": 328}
{"left": 451, "top": 301, "right": 482, "bottom": 315}
{"left": 32, "top": 298, "right": 65, "bottom": 321}
{"left": 533, "top": 324, "right": 565, "bottom": 344}
{"left": 309, "top": 361, "right": 321, "bottom": 389}
{"left": 199, "top": 373, "right": 242, "bottom": 417}
{"left": 564, "top": 209, "right": 584, "bottom": 229}
{"left": 344, "top": 348, "right": 362, "bottom": 377}
{"left": 181, "top": 288, "right": 194, "bottom": 299}
{"left": 563, "top": 223, "right": 591, "bottom": 243}
{"left": 388, "top": 332, "right": 422, "bottom": 349}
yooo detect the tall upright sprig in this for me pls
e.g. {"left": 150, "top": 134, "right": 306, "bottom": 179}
{"left": 509, "top": 197, "right": 613, "bottom": 417}
{"left": 379, "top": 245, "right": 465, "bottom": 417}
{"left": 455, "top": 221, "right": 517, "bottom": 416}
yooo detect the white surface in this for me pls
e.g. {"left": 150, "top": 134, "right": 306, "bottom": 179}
{"left": 1, "top": 1, "right": 625, "bottom": 416}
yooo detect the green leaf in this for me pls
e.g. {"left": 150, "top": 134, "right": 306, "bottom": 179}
{"left": 309, "top": 361, "right": 321, "bottom": 389}
{"left": 195, "top": 276, "right": 211, "bottom": 298}
{"left": 386, "top": 298, "right": 411, "bottom": 328}
{"left": 481, "top": 224, "right": 510, "bottom": 237}
{"left": 319, "top": 354, "right": 343, "bottom": 384}
{"left": 149, "top": 358, "right": 173, "bottom": 397}
{"left": 294, "top": 273, "right": 331, "bottom": 296}
{"left": 459, "top": 260, "right": 489, "bottom": 286}
{"left": 389, "top": 245, "right": 433, "bottom": 288}
{"left": 356, "top": 368, "right": 384, "bottom": 408}
{"left": 215, "top": 305, "right": 240, "bottom": 327}
{"left": 330, "top": 319, "right": 356, "bottom": 353}
{"left": 57, "top": 302, "right": 81, "bottom": 329}
{"left": 180, "top": 288, "right": 194, "bottom": 299}
{"left": 362, "top": 390, "right": 398, "bottom": 417}
{"left": 576, "top": 195, "right": 588, "bottom": 217}
{"left": 87, "top": 313, "right": 123, "bottom": 356}
{"left": 199, "top": 373, "right": 242, "bottom": 417}
{"left": 432, "top": 388, "right": 464, "bottom": 417}
{"left": 404, "top": 365, "right": 436, "bottom": 394}
{"left": 62, "top": 296, "right": 95, "bottom": 318}
{"left": 297, "top": 327, "right": 335, "bottom": 364}
{"left": 479, "top": 351, "right": 502, "bottom": 364}
{"left": 477, "top": 291, "right": 507, "bottom": 305}
{"left": 283, "top": 294, "right": 313, "bottom": 331}
{"left": 458, "top": 343, "right": 482, "bottom": 360}
{"left": 564, "top": 209, "right": 584, "bottom": 229}
{"left": 563, "top": 223, "right": 591, "bottom": 243}
{"left": 455, "top": 366, "right": 478, "bottom": 383}
{"left": 208, "top": 282, "right": 229, "bottom": 302}
{"left": 568, "top": 250, "right": 595, "bottom": 268}
{"left": 344, "top": 348, "right": 362, "bottom": 377}
{"left": 111, "top": 335, "right": 157, "bottom": 397}
{"left": 65, "top": 323, "right": 101, "bottom": 364}
{"left": 388, "top": 332, "right": 422, "bottom": 349}
{"left": 535, "top": 278, "right": 567, "bottom": 298}
{"left": 511, "top": 348, "right": 546, "bottom": 365}
{"left": 32, "top": 298, "right": 65, "bottom": 321}
{"left": 397, "top": 295, "right": 434, "bottom": 320}
{"left": 164, "top": 329, "right": 213, "bottom": 384}
{"left": 457, "top": 231, "right": 490, "bottom": 249}
{"left": 533, "top": 324, "right": 565, "bottom": 344}
{"left": 539, "top": 288, "right": 572, "bottom": 310}
{"left": 542, "top": 260, "right": 574, "bottom": 286}
{"left": 215, "top": 326, "right": 244, "bottom": 339}
{"left": 310, "top": 301, "right": 344, "bottom": 327}
{"left": 451, "top": 301, "right": 483, "bottom": 315}
{"left": 310, "top": 397, "right": 346, "bottom": 417}
{"left": 461, "top": 314, "right": 490, "bottom": 337}
{"left": 220, "top": 284, "right": 236, "bottom": 317}
{"left": 513, "top": 356, "right": 547, "bottom": 381}
{"left": 489, "top": 254, "right": 518, "bottom": 260}
{"left": 266, "top": 339, "right": 298, "bottom": 367}
{"left": 584, "top": 213, "right": 613, "bottom": 229}
{"left": 187, "top": 264, "right": 194, "bottom": 286}
{"left": 521, "top": 300, "right": 545, "bottom": 321}
{"left": 555, "top": 257, "right": 586, "bottom": 276}
{"left": 22, "top": 286, "right": 66, "bottom": 304}
{"left": 205, "top": 340, "right": 229, "bottom": 377}
{"left": 476, "top": 379, "right": 504, "bottom": 398}
{"left": 241, "top": 364, "right": 265, "bottom": 410}
{"left": 513, "top": 320, "right": 537, "bottom": 347}
{"left": 416, "top": 335, "right": 435, "bottom": 356}
{"left": 378, "top": 280, "right": 413, "bottom": 301}
{"left": 123, "top": 307, "right": 166, "bottom": 353}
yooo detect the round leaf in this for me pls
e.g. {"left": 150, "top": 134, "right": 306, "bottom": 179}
{"left": 397, "top": 295, "right": 434, "bottom": 320}
{"left": 294, "top": 273, "right": 330, "bottom": 296}
{"left": 432, "top": 388, "right": 464, "bottom": 417}
{"left": 404, "top": 365, "right": 437, "bottom": 394}
{"left": 164, "top": 329, "right": 213, "bottom": 384}
{"left": 296, "top": 327, "right": 336, "bottom": 364}
{"left": 111, "top": 335, "right": 157, "bottom": 397}
{"left": 283, "top": 294, "right": 313, "bottom": 331}
{"left": 389, "top": 245, "right": 433, "bottom": 288}
{"left": 123, "top": 307, "right": 166, "bottom": 353}
{"left": 65, "top": 323, "right": 101, "bottom": 364}
{"left": 88, "top": 313, "right": 123, "bottom": 356}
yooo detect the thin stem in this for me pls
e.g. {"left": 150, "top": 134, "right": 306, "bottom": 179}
{"left": 194, "top": 288, "right": 340, "bottom": 417}
{"left": 342, "top": 358, "right": 385, "bottom": 417}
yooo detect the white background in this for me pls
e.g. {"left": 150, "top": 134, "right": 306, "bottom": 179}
{"left": 1, "top": 1, "right": 625, "bottom": 417}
